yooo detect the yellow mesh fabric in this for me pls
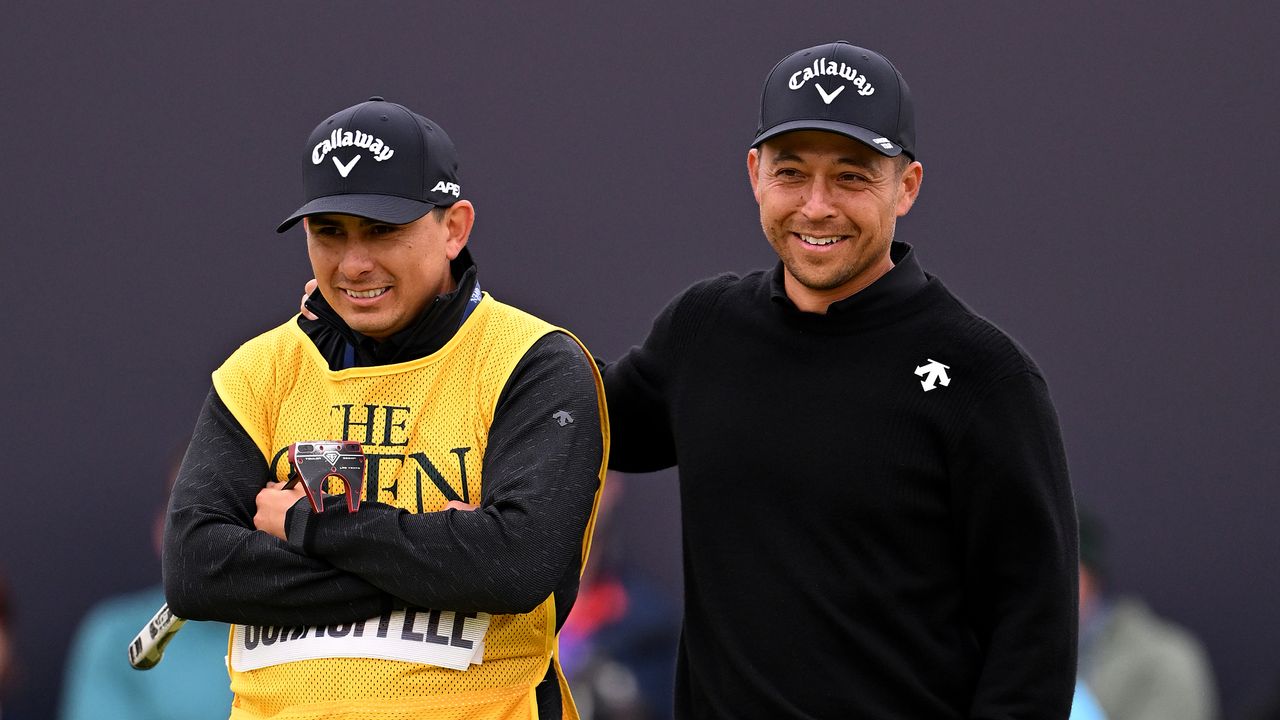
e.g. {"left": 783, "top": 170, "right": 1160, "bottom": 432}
{"left": 211, "top": 296, "right": 608, "bottom": 719}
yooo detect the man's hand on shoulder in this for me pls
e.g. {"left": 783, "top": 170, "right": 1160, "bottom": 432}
{"left": 254, "top": 481, "right": 308, "bottom": 541}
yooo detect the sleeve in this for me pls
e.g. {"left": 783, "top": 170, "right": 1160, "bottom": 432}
{"left": 951, "top": 371, "right": 1079, "bottom": 720}
{"left": 162, "top": 388, "right": 393, "bottom": 626}
{"left": 286, "top": 332, "right": 606, "bottom": 614}
{"left": 600, "top": 283, "right": 709, "bottom": 473}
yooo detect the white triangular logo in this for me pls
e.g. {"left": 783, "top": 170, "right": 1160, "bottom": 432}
{"left": 815, "top": 83, "right": 845, "bottom": 105}
{"left": 333, "top": 155, "right": 360, "bottom": 178}
{"left": 914, "top": 359, "right": 952, "bottom": 392}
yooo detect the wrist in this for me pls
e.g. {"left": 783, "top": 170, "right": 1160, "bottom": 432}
{"left": 284, "top": 498, "right": 316, "bottom": 554}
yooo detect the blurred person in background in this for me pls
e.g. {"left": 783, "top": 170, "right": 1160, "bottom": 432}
{"left": 58, "top": 452, "right": 232, "bottom": 720}
{"left": 559, "top": 473, "right": 680, "bottom": 720}
{"left": 1077, "top": 509, "right": 1220, "bottom": 720}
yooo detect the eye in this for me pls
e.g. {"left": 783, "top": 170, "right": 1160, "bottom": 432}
{"left": 774, "top": 167, "right": 804, "bottom": 180}
{"left": 369, "top": 223, "right": 399, "bottom": 235}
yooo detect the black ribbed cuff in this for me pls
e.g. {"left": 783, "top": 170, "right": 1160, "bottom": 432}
{"left": 284, "top": 496, "right": 317, "bottom": 555}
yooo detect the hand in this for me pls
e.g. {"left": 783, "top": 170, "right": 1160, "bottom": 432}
{"left": 300, "top": 278, "right": 319, "bottom": 320}
{"left": 445, "top": 501, "right": 478, "bottom": 512}
{"left": 254, "top": 481, "right": 308, "bottom": 540}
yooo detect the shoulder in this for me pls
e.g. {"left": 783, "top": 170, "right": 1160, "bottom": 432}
{"left": 918, "top": 278, "right": 1045, "bottom": 387}
{"left": 474, "top": 298, "right": 593, "bottom": 370}
{"left": 1105, "top": 598, "right": 1214, "bottom": 667}
{"left": 211, "top": 319, "right": 308, "bottom": 449}
{"left": 673, "top": 270, "right": 767, "bottom": 311}
{"left": 648, "top": 270, "right": 769, "bottom": 340}
{"left": 472, "top": 299, "right": 601, "bottom": 405}
{"left": 479, "top": 296, "right": 553, "bottom": 328}
{"left": 516, "top": 332, "right": 596, "bottom": 377}
{"left": 218, "top": 317, "right": 309, "bottom": 371}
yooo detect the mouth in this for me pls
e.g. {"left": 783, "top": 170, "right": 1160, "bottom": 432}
{"left": 795, "top": 233, "right": 846, "bottom": 247}
{"left": 342, "top": 287, "right": 390, "bottom": 300}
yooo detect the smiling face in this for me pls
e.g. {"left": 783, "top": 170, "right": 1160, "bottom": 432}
{"left": 748, "top": 131, "right": 922, "bottom": 313}
{"left": 304, "top": 203, "right": 472, "bottom": 340}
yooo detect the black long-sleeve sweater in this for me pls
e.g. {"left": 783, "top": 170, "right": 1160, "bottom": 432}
{"left": 604, "top": 242, "right": 1078, "bottom": 720}
{"left": 163, "top": 254, "right": 603, "bottom": 717}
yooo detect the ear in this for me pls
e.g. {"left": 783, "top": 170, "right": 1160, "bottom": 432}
{"left": 747, "top": 148, "right": 762, "bottom": 202}
{"left": 895, "top": 160, "right": 923, "bottom": 217}
{"left": 441, "top": 201, "right": 475, "bottom": 260}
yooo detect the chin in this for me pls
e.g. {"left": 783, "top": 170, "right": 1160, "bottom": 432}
{"left": 342, "top": 315, "right": 394, "bottom": 339}
{"left": 785, "top": 265, "right": 852, "bottom": 292}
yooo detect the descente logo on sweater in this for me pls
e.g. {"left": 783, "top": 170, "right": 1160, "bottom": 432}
{"left": 312, "top": 128, "right": 396, "bottom": 165}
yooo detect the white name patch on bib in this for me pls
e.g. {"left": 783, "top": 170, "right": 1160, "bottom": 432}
{"left": 230, "top": 609, "right": 490, "bottom": 672}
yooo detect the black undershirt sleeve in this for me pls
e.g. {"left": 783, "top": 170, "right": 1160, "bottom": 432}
{"left": 163, "top": 389, "right": 392, "bottom": 626}
{"left": 287, "top": 332, "right": 603, "bottom": 616}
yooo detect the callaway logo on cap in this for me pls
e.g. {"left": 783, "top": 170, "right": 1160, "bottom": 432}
{"left": 752, "top": 41, "right": 916, "bottom": 159}
{"left": 277, "top": 96, "right": 463, "bottom": 233}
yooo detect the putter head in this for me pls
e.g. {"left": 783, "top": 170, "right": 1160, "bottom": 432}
{"left": 286, "top": 441, "right": 367, "bottom": 513}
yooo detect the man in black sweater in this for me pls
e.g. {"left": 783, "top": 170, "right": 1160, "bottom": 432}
{"left": 603, "top": 41, "right": 1078, "bottom": 718}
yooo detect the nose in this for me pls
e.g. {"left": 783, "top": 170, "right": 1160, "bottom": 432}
{"left": 337, "top": 236, "right": 375, "bottom": 279}
{"left": 800, "top": 178, "right": 837, "bottom": 220}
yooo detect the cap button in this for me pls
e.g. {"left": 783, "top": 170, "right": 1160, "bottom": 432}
{"left": 368, "top": 95, "right": 385, "bottom": 102}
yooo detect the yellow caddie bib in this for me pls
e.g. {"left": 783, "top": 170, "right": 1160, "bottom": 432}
{"left": 210, "top": 295, "right": 608, "bottom": 720}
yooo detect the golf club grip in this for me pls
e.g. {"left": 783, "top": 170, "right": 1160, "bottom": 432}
{"left": 127, "top": 602, "right": 186, "bottom": 670}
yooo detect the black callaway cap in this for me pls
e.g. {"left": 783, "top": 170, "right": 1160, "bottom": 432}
{"left": 752, "top": 41, "right": 916, "bottom": 159}
{"left": 277, "top": 97, "right": 462, "bottom": 233}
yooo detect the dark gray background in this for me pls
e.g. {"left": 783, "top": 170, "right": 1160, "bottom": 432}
{"left": 3, "top": 2, "right": 1277, "bottom": 718}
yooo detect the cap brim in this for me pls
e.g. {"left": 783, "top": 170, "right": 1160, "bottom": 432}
{"left": 276, "top": 194, "right": 438, "bottom": 233}
{"left": 751, "top": 119, "right": 906, "bottom": 158}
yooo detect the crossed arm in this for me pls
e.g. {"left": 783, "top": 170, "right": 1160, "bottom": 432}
{"left": 163, "top": 333, "right": 604, "bottom": 627}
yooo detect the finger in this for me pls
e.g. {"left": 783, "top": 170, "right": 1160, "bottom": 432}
{"left": 280, "top": 482, "right": 306, "bottom": 497}
{"left": 444, "top": 501, "right": 478, "bottom": 512}
{"left": 300, "top": 279, "right": 321, "bottom": 319}
{"left": 300, "top": 293, "right": 319, "bottom": 321}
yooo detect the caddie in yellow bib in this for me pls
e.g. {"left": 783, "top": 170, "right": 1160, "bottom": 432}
{"left": 163, "top": 97, "right": 608, "bottom": 720}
